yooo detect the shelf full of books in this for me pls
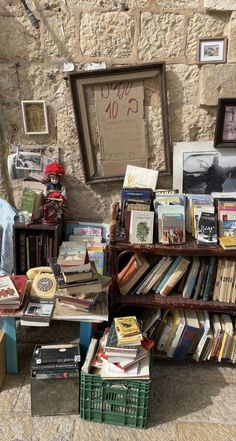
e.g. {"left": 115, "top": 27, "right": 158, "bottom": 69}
{"left": 142, "top": 308, "right": 236, "bottom": 364}
{"left": 13, "top": 221, "right": 63, "bottom": 275}
{"left": 110, "top": 188, "right": 236, "bottom": 252}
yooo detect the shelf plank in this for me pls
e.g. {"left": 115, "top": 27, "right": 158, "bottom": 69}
{"left": 109, "top": 235, "right": 236, "bottom": 257}
{"left": 113, "top": 292, "right": 236, "bottom": 312}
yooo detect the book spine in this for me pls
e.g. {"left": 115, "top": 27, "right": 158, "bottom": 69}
{"left": 154, "top": 256, "right": 182, "bottom": 293}
{"left": 202, "top": 257, "right": 217, "bottom": 301}
{"left": 159, "top": 258, "right": 190, "bottom": 297}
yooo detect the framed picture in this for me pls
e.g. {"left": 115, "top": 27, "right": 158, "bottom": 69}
{"left": 173, "top": 141, "right": 236, "bottom": 194}
{"left": 214, "top": 98, "right": 236, "bottom": 148}
{"left": 21, "top": 100, "right": 49, "bottom": 135}
{"left": 68, "top": 63, "right": 171, "bottom": 184}
{"left": 197, "top": 37, "right": 227, "bottom": 64}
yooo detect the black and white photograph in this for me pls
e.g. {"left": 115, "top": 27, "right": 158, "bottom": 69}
{"left": 183, "top": 152, "right": 236, "bottom": 194}
{"left": 15, "top": 151, "right": 42, "bottom": 170}
{"left": 173, "top": 141, "right": 236, "bottom": 194}
{"left": 7, "top": 145, "right": 59, "bottom": 180}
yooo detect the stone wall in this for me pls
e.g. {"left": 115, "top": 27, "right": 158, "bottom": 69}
{"left": 0, "top": 0, "right": 236, "bottom": 221}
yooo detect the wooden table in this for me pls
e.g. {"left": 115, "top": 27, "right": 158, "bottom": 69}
{"left": 0, "top": 276, "right": 94, "bottom": 373}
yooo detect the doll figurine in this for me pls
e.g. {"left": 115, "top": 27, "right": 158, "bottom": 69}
{"left": 41, "top": 162, "right": 67, "bottom": 225}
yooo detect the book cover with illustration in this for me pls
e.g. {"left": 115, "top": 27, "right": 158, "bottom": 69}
{"left": 129, "top": 210, "right": 154, "bottom": 244}
{"left": 162, "top": 213, "right": 184, "bottom": 245}
{"left": 196, "top": 212, "right": 217, "bottom": 245}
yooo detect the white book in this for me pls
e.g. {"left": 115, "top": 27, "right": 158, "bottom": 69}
{"left": 129, "top": 210, "right": 154, "bottom": 244}
{"left": 101, "top": 353, "right": 150, "bottom": 380}
{"left": 123, "top": 165, "right": 159, "bottom": 191}
{"left": 156, "top": 316, "right": 173, "bottom": 352}
{"left": 193, "top": 311, "right": 210, "bottom": 362}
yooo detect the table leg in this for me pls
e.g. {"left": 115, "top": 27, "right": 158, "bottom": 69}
{"left": 3, "top": 317, "right": 18, "bottom": 374}
{"left": 79, "top": 322, "right": 93, "bottom": 361}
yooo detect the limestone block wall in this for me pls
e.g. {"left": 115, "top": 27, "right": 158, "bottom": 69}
{"left": 0, "top": 0, "right": 236, "bottom": 221}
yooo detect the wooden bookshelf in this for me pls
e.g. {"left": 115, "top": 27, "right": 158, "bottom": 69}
{"left": 108, "top": 235, "right": 236, "bottom": 313}
{"left": 13, "top": 221, "right": 64, "bottom": 275}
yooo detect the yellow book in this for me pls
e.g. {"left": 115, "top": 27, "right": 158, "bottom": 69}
{"left": 114, "top": 316, "right": 141, "bottom": 337}
{"left": 163, "top": 310, "right": 181, "bottom": 353}
{"left": 219, "top": 236, "right": 236, "bottom": 250}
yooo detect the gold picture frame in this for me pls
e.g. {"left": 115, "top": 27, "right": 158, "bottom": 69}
{"left": 21, "top": 100, "right": 49, "bottom": 135}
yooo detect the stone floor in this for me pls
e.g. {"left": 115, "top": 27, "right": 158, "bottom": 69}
{"left": 0, "top": 323, "right": 236, "bottom": 441}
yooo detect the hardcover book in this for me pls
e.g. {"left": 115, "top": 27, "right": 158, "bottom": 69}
{"left": 20, "top": 300, "right": 54, "bottom": 327}
{"left": 0, "top": 276, "right": 20, "bottom": 303}
{"left": 129, "top": 210, "right": 154, "bottom": 244}
{"left": 33, "top": 343, "right": 80, "bottom": 365}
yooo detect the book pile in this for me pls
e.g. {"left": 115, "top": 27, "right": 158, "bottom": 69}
{"left": 154, "top": 192, "right": 186, "bottom": 244}
{"left": 20, "top": 300, "right": 54, "bottom": 327}
{"left": 88, "top": 316, "right": 152, "bottom": 380}
{"left": 31, "top": 343, "right": 80, "bottom": 379}
{"left": 48, "top": 241, "right": 111, "bottom": 321}
{"left": 119, "top": 187, "right": 154, "bottom": 243}
{"left": 68, "top": 224, "right": 106, "bottom": 274}
{"left": 153, "top": 309, "right": 236, "bottom": 363}
{"left": 0, "top": 275, "right": 26, "bottom": 311}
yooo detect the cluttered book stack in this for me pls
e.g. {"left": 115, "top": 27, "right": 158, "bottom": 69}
{"left": 30, "top": 343, "right": 81, "bottom": 416}
{"left": 48, "top": 240, "right": 111, "bottom": 322}
{"left": 86, "top": 316, "right": 153, "bottom": 379}
{"left": 0, "top": 275, "right": 28, "bottom": 312}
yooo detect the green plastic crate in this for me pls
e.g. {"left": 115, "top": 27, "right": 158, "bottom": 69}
{"left": 80, "top": 371, "right": 151, "bottom": 428}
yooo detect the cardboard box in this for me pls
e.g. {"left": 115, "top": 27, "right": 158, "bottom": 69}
{"left": 0, "top": 330, "right": 6, "bottom": 389}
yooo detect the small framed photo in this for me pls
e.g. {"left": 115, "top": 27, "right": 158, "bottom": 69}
{"left": 198, "top": 37, "right": 227, "bottom": 64}
{"left": 21, "top": 100, "right": 49, "bottom": 135}
{"left": 214, "top": 98, "right": 236, "bottom": 148}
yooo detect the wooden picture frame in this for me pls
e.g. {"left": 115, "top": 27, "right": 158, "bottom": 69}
{"left": 68, "top": 63, "right": 171, "bottom": 184}
{"left": 21, "top": 100, "right": 49, "bottom": 135}
{"left": 197, "top": 37, "right": 227, "bottom": 64}
{"left": 214, "top": 98, "right": 236, "bottom": 148}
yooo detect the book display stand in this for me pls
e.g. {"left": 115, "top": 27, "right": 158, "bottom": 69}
{"left": 109, "top": 205, "right": 236, "bottom": 363}
{"left": 13, "top": 221, "right": 64, "bottom": 275}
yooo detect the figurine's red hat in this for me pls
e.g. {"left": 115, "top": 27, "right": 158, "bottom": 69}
{"left": 45, "top": 162, "right": 65, "bottom": 176}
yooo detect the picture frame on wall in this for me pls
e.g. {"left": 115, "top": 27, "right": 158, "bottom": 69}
{"left": 68, "top": 63, "right": 171, "bottom": 184}
{"left": 197, "top": 37, "right": 227, "bottom": 64}
{"left": 21, "top": 100, "right": 49, "bottom": 135}
{"left": 214, "top": 98, "right": 236, "bottom": 148}
{"left": 173, "top": 141, "right": 236, "bottom": 194}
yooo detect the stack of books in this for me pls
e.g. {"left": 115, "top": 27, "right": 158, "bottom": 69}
{"left": 31, "top": 343, "right": 80, "bottom": 379}
{"left": 20, "top": 300, "right": 54, "bottom": 327}
{"left": 48, "top": 243, "right": 111, "bottom": 321}
{"left": 0, "top": 276, "right": 26, "bottom": 311}
{"left": 88, "top": 317, "right": 152, "bottom": 379}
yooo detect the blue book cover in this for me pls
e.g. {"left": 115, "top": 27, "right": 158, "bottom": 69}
{"left": 172, "top": 310, "right": 202, "bottom": 361}
{"left": 154, "top": 256, "right": 182, "bottom": 294}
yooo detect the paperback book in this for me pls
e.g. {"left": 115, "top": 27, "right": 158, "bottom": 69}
{"left": 196, "top": 212, "right": 217, "bottom": 245}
